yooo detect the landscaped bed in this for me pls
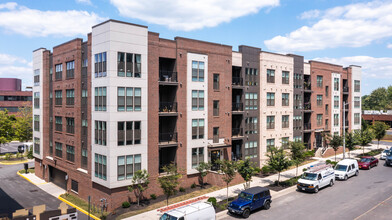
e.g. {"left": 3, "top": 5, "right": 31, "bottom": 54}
{"left": 60, "top": 193, "right": 108, "bottom": 219}
{"left": 266, "top": 176, "right": 301, "bottom": 192}
{"left": 356, "top": 148, "right": 383, "bottom": 157}
{"left": 19, "top": 167, "right": 35, "bottom": 174}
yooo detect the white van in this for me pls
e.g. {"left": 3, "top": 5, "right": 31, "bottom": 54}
{"left": 297, "top": 163, "right": 335, "bottom": 193}
{"left": 334, "top": 159, "right": 359, "bottom": 180}
{"left": 159, "top": 201, "right": 215, "bottom": 220}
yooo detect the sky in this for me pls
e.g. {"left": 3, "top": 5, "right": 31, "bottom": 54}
{"left": 0, "top": 0, "right": 391, "bottom": 95}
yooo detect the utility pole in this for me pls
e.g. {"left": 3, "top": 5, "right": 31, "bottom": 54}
{"left": 343, "top": 101, "right": 346, "bottom": 159}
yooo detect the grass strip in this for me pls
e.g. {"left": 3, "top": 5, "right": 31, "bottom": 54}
{"left": 60, "top": 193, "right": 108, "bottom": 219}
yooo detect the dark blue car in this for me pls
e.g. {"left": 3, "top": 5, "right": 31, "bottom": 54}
{"left": 386, "top": 151, "right": 392, "bottom": 166}
{"left": 227, "top": 186, "right": 272, "bottom": 218}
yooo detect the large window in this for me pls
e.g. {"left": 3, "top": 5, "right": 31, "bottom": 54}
{"left": 192, "top": 147, "right": 204, "bottom": 168}
{"left": 245, "top": 92, "right": 258, "bottom": 110}
{"left": 317, "top": 75, "right": 323, "bottom": 87}
{"left": 55, "top": 116, "right": 62, "bottom": 132}
{"left": 293, "top": 115, "right": 302, "bottom": 130}
{"left": 55, "top": 90, "right": 62, "bottom": 106}
{"left": 117, "top": 52, "right": 141, "bottom": 78}
{"left": 213, "top": 74, "right": 220, "bottom": 90}
{"left": 354, "top": 113, "right": 360, "bottom": 125}
{"left": 294, "top": 73, "right": 302, "bottom": 88}
{"left": 245, "top": 68, "right": 258, "bottom": 86}
{"left": 245, "top": 117, "right": 258, "bottom": 134}
{"left": 354, "top": 80, "right": 360, "bottom": 92}
{"left": 66, "top": 61, "right": 75, "bottom": 79}
{"left": 192, "top": 90, "right": 204, "bottom": 110}
{"left": 294, "top": 94, "right": 302, "bottom": 109}
{"left": 282, "top": 71, "right": 289, "bottom": 84}
{"left": 267, "top": 93, "right": 275, "bottom": 106}
{"left": 317, "top": 95, "right": 323, "bottom": 106}
{"left": 66, "top": 117, "right": 75, "bottom": 134}
{"left": 82, "top": 89, "right": 88, "bottom": 105}
{"left": 213, "top": 100, "right": 219, "bottom": 116}
{"left": 334, "top": 114, "right": 339, "bottom": 126}
{"left": 334, "top": 96, "right": 339, "bottom": 109}
{"left": 354, "top": 97, "right": 360, "bottom": 108}
{"left": 267, "top": 69, "right": 275, "bottom": 83}
{"left": 55, "top": 64, "right": 62, "bottom": 80}
{"left": 94, "top": 52, "right": 107, "bottom": 77}
{"left": 267, "top": 139, "right": 275, "bottom": 150}
{"left": 117, "top": 87, "right": 141, "bottom": 111}
{"left": 282, "top": 93, "right": 289, "bottom": 106}
{"left": 281, "top": 137, "right": 289, "bottom": 149}
{"left": 192, "top": 119, "right": 205, "bottom": 139}
{"left": 95, "top": 154, "right": 107, "bottom": 180}
{"left": 317, "top": 114, "right": 323, "bottom": 126}
{"left": 94, "top": 87, "right": 107, "bottom": 111}
{"left": 81, "top": 148, "right": 88, "bottom": 169}
{"left": 282, "top": 115, "right": 289, "bottom": 128}
{"left": 244, "top": 141, "right": 257, "bottom": 159}
{"left": 66, "top": 145, "right": 75, "bottom": 162}
{"left": 334, "top": 78, "right": 339, "bottom": 91}
{"left": 34, "top": 137, "right": 40, "bottom": 154}
{"left": 267, "top": 116, "right": 275, "bottom": 129}
{"left": 55, "top": 142, "right": 62, "bottom": 158}
{"left": 118, "top": 121, "right": 141, "bottom": 145}
{"left": 66, "top": 89, "right": 74, "bottom": 106}
{"left": 34, "top": 115, "right": 39, "bottom": 131}
{"left": 34, "top": 92, "right": 40, "bottom": 109}
{"left": 34, "top": 69, "right": 40, "bottom": 86}
{"left": 95, "top": 121, "right": 107, "bottom": 146}
{"left": 192, "top": 61, "right": 205, "bottom": 82}
{"left": 117, "top": 154, "right": 141, "bottom": 180}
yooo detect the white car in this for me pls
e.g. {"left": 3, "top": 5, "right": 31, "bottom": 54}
{"left": 380, "top": 149, "right": 390, "bottom": 160}
{"left": 297, "top": 163, "right": 335, "bottom": 193}
{"left": 160, "top": 202, "right": 215, "bottom": 220}
{"left": 334, "top": 159, "right": 359, "bottom": 180}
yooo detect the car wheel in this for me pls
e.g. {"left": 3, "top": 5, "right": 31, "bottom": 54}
{"left": 242, "top": 209, "right": 250, "bottom": 218}
{"left": 330, "top": 180, "right": 334, "bottom": 187}
{"left": 344, "top": 175, "right": 348, "bottom": 181}
{"left": 314, "top": 186, "right": 319, "bottom": 193}
{"left": 264, "top": 201, "right": 271, "bottom": 210}
{"left": 355, "top": 170, "right": 359, "bottom": 176}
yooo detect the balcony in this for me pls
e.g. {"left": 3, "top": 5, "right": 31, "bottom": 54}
{"left": 159, "top": 102, "right": 178, "bottom": 116}
{"left": 159, "top": 132, "right": 178, "bottom": 146}
{"left": 304, "top": 123, "right": 312, "bottom": 131}
{"left": 344, "top": 120, "right": 349, "bottom": 127}
{"left": 232, "top": 102, "right": 244, "bottom": 113}
{"left": 232, "top": 128, "right": 244, "bottom": 139}
{"left": 344, "top": 104, "right": 349, "bottom": 111}
{"left": 343, "top": 86, "right": 349, "bottom": 93}
{"left": 232, "top": 77, "right": 244, "bottom": 87}
{"left": 159, "top": 71, "right": 178, "bottom": 85}
{"left": 303, "top": 103, "right": 312, "bottom": 111}
{"left": 304, "top": 82, "right": 312, "bottom": 91}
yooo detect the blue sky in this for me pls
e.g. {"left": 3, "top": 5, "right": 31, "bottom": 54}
{"left": 0, "top": 0, "right": 391, "bottom": 95}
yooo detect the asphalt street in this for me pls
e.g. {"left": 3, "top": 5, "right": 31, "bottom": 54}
{"left": 0, "top": 162, "right": 88, "bottom": 219}
{"left": 224, "top": 160, "right": 392, "bottom": 220}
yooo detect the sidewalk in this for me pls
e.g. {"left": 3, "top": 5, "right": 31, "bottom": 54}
{"left": 125, "top": 144, "right": 387, "bottom": 220}
{"left": 17, "top": 171, "right": 65, "bottom": 198}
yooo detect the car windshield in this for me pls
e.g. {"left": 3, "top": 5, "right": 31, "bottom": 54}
{"left": 302, "top": 172, "right": 317, "bottom": 180}
{"left": 360, "top": 158, "right": 371, "bottom": 162}
{"left": 383, "top": 150, "right": 389, "bottom": 153}
{"left": 160, "top": 213, "right": 177, "bottom": 220}
{"left": 238, "top": 192, "right": 253, "bottom": 200}
{"left": 335, "top": 165, "right": 347, "bottom": 171}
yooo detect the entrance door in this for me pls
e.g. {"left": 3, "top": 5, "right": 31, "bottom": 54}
{"left": 211, "top": 150, "right": 221, "bottom": 170}
{"left": 316, "top": 133, "right": 323, "bottom": 148}
{"left": 49, "top": 166, "right": 67, "bottom": 190}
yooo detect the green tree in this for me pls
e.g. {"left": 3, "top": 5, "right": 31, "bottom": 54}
{"left": 13, "top": 106, "right": 33, "bottom": 143}
{"left": 372, "top": 121, "right": 389, "bottom": 148}
{"left": 329, "top": 134, "right": 342, "bottom": 162}
{"left": 289, "top": 142, "right": 306, "bottom": 177}
{"left": 128, "top": 169, "right": 150, "bottom": 206}
{"left": 0, "top": 110, "right": 15, "bottom": 154}
{"left": 217, "top": 160, "right": 237, "bottom": 203}
{"left": 267, "top": 147, "right": 291, "bottom": 186}
{"left": 237, "top": 159, "right": 260, "bottom": 189}
{"left": 195, "top": 162, "right": 211, "bottom": 188}
{"left": 158, "top": 163, "right": 182, "bottom": 206}
{"left": 355, "top": 129, "right": 374, "bottom": 155}
{"left": 344, "top": 132, "right": 357, "bottom": 158}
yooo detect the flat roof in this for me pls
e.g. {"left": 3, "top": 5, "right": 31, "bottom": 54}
{"left": 243, "top": 186, "right": 269, "bottom": 194}
{"left": 92, "top": 19, "right": 148, "bottom": 29}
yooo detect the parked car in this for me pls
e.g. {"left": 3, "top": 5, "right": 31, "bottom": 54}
{"left": 297, "top": 162, "right": 335, "bottom": 193}
{"left": 17, "top": 143, "right": 33, "bottom": 153}
{"left": 227, "top": 186, "right": 271, "bottom": 218}
{"left": 160, "top": 201, "right": 215, "bottom": 220}
{"left": 334, "top": 159, "right": 359, "bottom": 180}
{"left": 380, "top": 149, "right": 390, "bottom": 160}
{"left": 385, "top": 151, "right": 392, "bottom": 166}
{"left": 358, "top": 156, "right": 378, "bottom": 169}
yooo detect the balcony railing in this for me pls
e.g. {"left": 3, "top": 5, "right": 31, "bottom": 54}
{"left": 343, "top": 86, "right": 349, "bottom": 93}
{"left": 159, "top": 132, "right": 178, "bottom": 143}
{"left": 159, "top": 71, "right": 177, "bottom": 83}
{"left": 232, "top": 77, "right": 243, "bottom": 86}
{"left": 232, "top": 153, "right": 242, "bottom": 161}
{"left": 344, "top": 121, "right": 349, "bottom": 127}
{"left": 344, "top": 104, "right": 349, "bottom": 111}
{"left": 159, "top": 102, "right": 178, "bottom": 113}
{"left": 213, "top": 135, "right": 219, "bottom": 143}
{"left": 232, "top": 102, "right": 244, "bottom": 111}
{"left": 304, "top": 103, "right": 311, "bottom": 110}
{"left": 304, "top": 82, "right": 311, "bottom": 90}
{"left": 232, "top": 128, "right": 243, "bottom": 137}
{"left": 304, "top": 123, "right": 311, "bottom": 130}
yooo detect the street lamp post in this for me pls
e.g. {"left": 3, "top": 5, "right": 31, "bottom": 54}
{"left": 343, "top": 101, "right": 346, "bottom": 159}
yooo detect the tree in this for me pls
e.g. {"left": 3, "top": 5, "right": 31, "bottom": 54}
{"left": 237, "top": 159, "right": 260, "bottom": 189}
{"left": 329, "top": 134, "right": 342, "bottom": 162}
{"left": 217, "top": 160, "right": 237, "bottom": 203}
{"left": 372, "top": 121, "right": 389, "bottom": 148}
{"left": 128, "top": 169, "right": 150, "bottom": 206}
{"left": 267, "top": 147, "right": 291, "bottom": 186}
{"left": 158, "top": 163, "right": 182, "bottom": 206}
{"left": 289, "top": 142, "right": 306, "bottom": 177}
{"left": 0, "top": 110, "right": 15, "bottom": 154}
{"left": 344, "top": 132, "right": 357, "bottom": 158}
{"left": 195, "top": 162, "right": 211, "bottom": 188}
{"left": 13, "top": 106, "right": 33, "bottom": 143}
{"left": 355, "top": 129, "right": 374, "bottom": 155}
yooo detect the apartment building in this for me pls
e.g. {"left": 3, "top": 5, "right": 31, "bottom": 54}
{"left": 0, "top": 78, "right": 32, "bottom": 115}
{"left": 32, "top": 19, "right": 361, "bottom": 210}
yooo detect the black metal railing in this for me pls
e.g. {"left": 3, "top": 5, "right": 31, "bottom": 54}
{"left": 304, "top": 103, "right": 311, "bottom": 110}
{"left": 232, "top": 77, "right": 243, "bottom": 86}
{"left": 304, "top": 123, "right": 311, "bottom": 130}
{"left": 159, "top": 102, "right": 178, "bottom": 113}
{"left": 159, "top": 71, "right": 178, "bottom": 82}
{"left": 304, "top": 82, "right": 311, "bottom": 90}
{"left": 232, "top": 102, "right": 244, "bottom": 111}
{"left": 343, "top": 86, "right": 349, "bottom": 93}
{"left": 232, "top": 128, "right": 243, "bottom": 137}
{"left": 159, "top": 132, "right": 178, "bottom": 143}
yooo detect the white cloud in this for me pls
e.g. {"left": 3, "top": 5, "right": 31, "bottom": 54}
{"left": 299, "top": 9, "right": 320, "bottom": 20}
{"left": 388, "top": 43, "right": 392, "bottom": 49}
{"left": 0, "top": 2, "right": 105, "bottom": 37}
{"left": 0, "top": 53, "right": 32, "bottom": 89}
{"left": 265, "top": 1, "right": 392, "bottom": 52}
{"left": 0, "top": 2, "right": 17, "bottom": 10}
{"left": 110, "top": 0, "right": 280, "bottom": 31}
{"left": 76, "top": 0, "right": 92, "bottom": 5}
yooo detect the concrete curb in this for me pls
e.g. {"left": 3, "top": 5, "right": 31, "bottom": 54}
{"left": 58, "top": 196, "right": 101, "bottom": 220}
{"left": 0, "top": 159, "right": 29, "bottom": 165}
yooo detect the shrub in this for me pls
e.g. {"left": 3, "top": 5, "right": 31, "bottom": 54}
{"left": 207, "top": 197, "right": 217, "bottom": 207}
{"left": 261, "top": 165, "right": 272, "bottom": 174}
{"left": 27, "top": 147, "right": 33, "bottom": 159}
{"left": 150, "top": 194, "right": 157, "bottom": 200}
{"left": 302, "top": 168, "right": 307, "bottom": 172}
{"left": 122, "top": 201, "right": 130, "bottom": 208}
{"left": 179, "top": 187, "right": 185, "bottom": 192}
{"left": 4, "top": 153, "right": 11, "bottom": 160}
{"left": 191, "top": 183, "right": 197, "bottom": 189}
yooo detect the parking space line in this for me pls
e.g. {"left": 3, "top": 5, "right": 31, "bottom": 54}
{"left": 354, "top": 194, "right": 392, "bottom": 220}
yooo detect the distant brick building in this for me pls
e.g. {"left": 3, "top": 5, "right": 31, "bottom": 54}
{"left": 0, "top": 78, "right": 32, "bottom": 115}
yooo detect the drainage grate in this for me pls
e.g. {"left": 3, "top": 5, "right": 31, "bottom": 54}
{"left": 29, "top": 189, "right": 38, "bottom": 193}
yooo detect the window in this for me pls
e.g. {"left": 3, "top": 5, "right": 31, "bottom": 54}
{"left": 245, "top": 92, "right": 258, "bottom": 110}
{"left": 117, "top": 52, "right": 141, "bottom": 78}
{"left": 82, "top": 119, "right": 88, "bottom": 135}
{"left": 334, "top": 96, "right": 339, "bottom": 109}
{"left": 317, "top": 114, "right": 323, "bottom": 126}
{"left": 281, "top": 137, "right": 289, "bottom": 149}
{"left": 117, "top": 154, "right": 141, "bottom": 180}
{"left": 66, "top": 89, "right": 74, "bottom": 106}
{"left": 213, "top": 127, "right": 219, "bottom": 143}
{"left": 95, "top": 121, "right": 107, "bottom": 146}
{"left": 213, "top": 74, "right": 219, "bottom": 90}
{"left": 82, "top": 59, "right": 88, "bottom": 68}
{"left": 325, "top": 86, "right": 329, "bottom": 97}
{"left": 66, "top": 61, "right": 75, "bottom": 79}
{"left": 317, "top": 76, "right": 323, "bottom": 87}
{"left": 354, "top": 113, "right": 360, "bottom": 125}
{"left": 267, "top": 139, "right": 275, "bottom": 150}
{"left": 82, "top": 89, "right": 88, "bottom": 105}
{"left": 49, "top": 141, "right": 53, "bottom": 156}
{"left": 334, "top": 78, "right": 339, "bottom": 91}
{"left": 34, "top": 92, "right": 40, "bottom": 109}
{"left": 294, "top": 73, "right": 302, "bottom": 88}
{"left": 294, "top": 94, "right": 302, "bottom": 109}
{"left": 117, "top": 87, "right": 141, "bottom": 111}
{"left": 34, "top": 137, "right": 40, "bottom": 154}
{"left": 55, "top": 116, "right": 62, "bottom": 132}
{"left": 293, "top": 136, "right": 302, "bottom": 142}
{"left": 267, "top": 69, "right": 275, "bottom": 83}
{"left": 192, "top": 90, "right": 204, "bottom": 110}
{"left": 325, "top": 104, "right": 329, "bottom": 115}
{"left": 55, "top": 64, "right": 62, "bottom": 80}
{"left": 245, "top": 117, "right": 258, "bottom": 134}
{"left": 55, "top": 142, "right": 62, "bottom": 158}
{"left": 334, "top": 114, "right": 339, "bottom": 126}
{"left": 244, "top": 141, "right": 257, "bottom": 158}
{"left": 55, "top": 90, "right": 62, "bottom": 106}
{"left": 34, "top": 115, "right": 39, "bottom": 131}
{"left": 282, "top": 71, "right": 289, "bottom": 84}
{"left": 282, "top": 115, "right": 289, "bottom": 128}
{"left": 354, "top": 80, "right": 360, "bottom": 92}
{"left": 81, "top": 148, "right": 88, "bottom": 169}
{"left": 66, "top": 117, "right": 75, "bottom": 134}
{"left": 94, "top": 87, "right": 107, "bottom": 111}
{"left": 34, "top": 69, "right": 40, "bottom": 86}
{"left": 94, "top": 52, "right": 107, "bottom": 77}
{"left": 192, "top": 61, "right": 205, "bottom": 82}
{"left": 354, "top": 97, "right": 360, "bottom": 108}
{"left": 192, "top": 147, "right": 204, "bottom": 168}
{"left": 71, "top": 180, "right": 78, "bottom": 193}
{"left": 267, "top": 93, "right": 275, "bottom": 106}
{"left": 293, "top": 116, "right": 302, "bottom": 130}
{"left": 282, "top": 93, "right": 289, "bottom": 106}
{"left": 118, "top": 121, "right": 141, "bottom": 145}
{"left": 95, "top": 154, "right": 107, "bottom": 180}
{"left": 317, "top": 95, "right": 323, "bottom": 106}
{"left": 66, "top": 145, "right": 75, "bottom": 162}
{"left": 245, "top": 68, "right": 258, "bottom": 86}
{"left": 267, "top": 116, "right": 275, "bottom": 129}
{"left": 213, "top": 100, "right": 219, "bottom": 116}
{"left": 192, "top": 119, "right": 205, "bottom": 139}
